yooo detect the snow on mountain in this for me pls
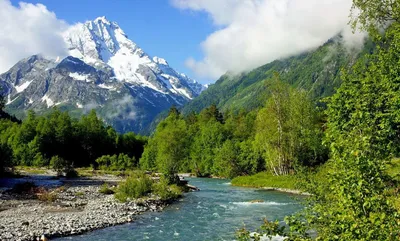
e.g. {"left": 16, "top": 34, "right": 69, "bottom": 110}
{"left": 0, "top": 17, "right": 206, "bottom": 134}
{"left": 64, "top": 16, "right": 205, "bottom": 98}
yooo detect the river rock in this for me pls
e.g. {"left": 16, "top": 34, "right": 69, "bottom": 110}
{"left": 0, "top": 185, "right": 169, "bottom": 241}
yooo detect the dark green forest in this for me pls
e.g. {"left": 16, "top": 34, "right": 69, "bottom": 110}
{"left": 140, "top": 77, "right": 328, "bottom": 180}
{"left": 0, "top": 105, "right": 146, "bottom": 176}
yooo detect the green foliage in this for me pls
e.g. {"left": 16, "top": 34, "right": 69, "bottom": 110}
{"left": 305, "top": 21, "right": 400, "bottom": 240}
{"left": 236, "top": 219, "right": 286, "bottom": 241}
{"left": 190, "top": 119, "right": 228, "bottom": 177}
{"left": 254, "top": 76, "right": 327, "bottom": 175}
{"left": 0, "top": 142, "right": 12, "bottom": 175}
{"left": 99, "top": 183, "right": 115, "bottom": 195}
{"left": 213, "top": 140, "right": 241, "bottom": 178}
{"left": 156, "top": 116, "right": 188, "bottom": 182}
{"left": 387, "top": 158, "right": 400, "bottom": 181}
{"left": 32, "top": 153, "right": 49, "bottom": 167}
{"left": 142, "top": 86, "right": 326, "bottom": 179}
{"left": 114, "top": 172, "right": 153, "bottom": 202}
{"left": 50, "top": 155, "right": 76, "bottom": 177}
{"left": 96, "top": 154, "right": 136, "bottom": 171}
{"left": 140, "top": 108, "right": 190, "bottom": 182}
{"left": 114, "top": 173, "right": 183, "bottom": 202}
{"left": 151, "top": 177, "right": 182, "bottom": 201}
{"left": 50, "top": 156, "right": 68, "bottom": 176}
{"left": 231, "top": 172, "right": 299, "bottom": 190}
{"left": 351, "top": 0, "right": 400, "bottom": 33}
{"left": 0, "top": 108, "right": 146, "bottom": 172}
{"left": 75, "top": 191, "right": 84, "bottom": 196}
{"left": 243, "top": 17, "right": 400, "bottom": 241}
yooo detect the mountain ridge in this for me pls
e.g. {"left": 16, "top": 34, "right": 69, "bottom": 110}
{"left": 181, "top": 36, "right": 374, "bottom": 115}
{"left": 0, "top": 16, "right": 206, "bottom": 134}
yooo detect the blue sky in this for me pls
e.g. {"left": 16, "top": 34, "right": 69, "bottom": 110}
{"left": 10, "top": 0, "right": 216, "bottom": 83}
{"left": 4, "top": 1, "right": 359, "bottom": 84}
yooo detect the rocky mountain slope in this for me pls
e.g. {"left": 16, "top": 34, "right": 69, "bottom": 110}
{"left": 0, "top": 16, "right": 205, "bottom": 133}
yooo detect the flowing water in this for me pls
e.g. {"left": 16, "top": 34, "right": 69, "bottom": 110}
{"left": 58, "top": 178, "right": 303, "bottom": 241}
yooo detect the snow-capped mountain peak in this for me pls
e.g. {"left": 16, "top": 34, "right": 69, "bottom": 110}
{"left": 153, "top": 57, "right": 169, "bottom": 66}
{"left": 65, "top": 16, "right": 139, "bottom": 64}
{"left": 64, "top": 17, "right": 205, "bottom": 97}
{"left": 94, "top": 16, "right": 110, "bottom": 24}
{"left": 0, "top": 16, "right": 206, "bottom": 134}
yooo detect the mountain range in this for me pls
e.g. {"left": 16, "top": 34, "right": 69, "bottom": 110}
{"left": 182, "top": 36, "right": 373, "bottom": 115}
{"left": 0, "top": 16, "right": 370, "bottom": 135}
{"left": 0, "top": 16, "right": 205, "bottom": 133}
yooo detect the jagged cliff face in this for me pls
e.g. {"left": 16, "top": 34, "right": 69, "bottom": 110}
{"left": 0, "top": 17, "right": 205, "bottom": 133}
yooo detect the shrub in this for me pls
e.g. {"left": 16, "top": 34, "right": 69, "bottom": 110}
{"left": 75, "top": 191, "right": 84, "bottom": 197}
{"left": 114, "top": 172, "right": 152, "bottom": 202}
{"left": 96, "top": 154, "right": 136, "bottom": 171}
{"left": 50, "top": 156, "right": 76, "bottom": 177}
{"left": 99, "top": 183, "right": 115, "bottom": 195}
{"left": 65, "top": 169, "right": 78, "bottom": 178}
{"left": 167, "top": 184, "right": 183, "bottom": 199}
{"left": 35, "top": 187, "right": 58, "bottom": 202}
{"left": 32, "top": 153, "right": 49, "bottom": 167}
{"left": 152, "top": 177, "right": 183, "bottom": 201}
{"left": 0, "top": 143, "right": 12, "bottom": 175}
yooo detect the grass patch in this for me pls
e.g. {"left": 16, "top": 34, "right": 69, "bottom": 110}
{"left": 36, "top": 187, "right": 58, "bottom": 202}
{"left": 75, "top": 191, "right": 85, "bottom": 197}
{"left": 114, "top": 172, "right": 153, "bottom": 202}
{"left": 76, "top": 167, "right": 126, "bottom": 177}
{"left": 231, "top": 172, "right": 300, "bottom": 190}
{"left": 75, "top": 167, "right": 96, "bottom": 177}
{"left": 99, "top": 183, "right": 115, "bottom": 195}
{"left": 15, "top": 166, "right": 47, "bottom": 175}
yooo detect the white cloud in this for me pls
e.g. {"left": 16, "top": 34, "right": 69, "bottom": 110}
{"left": 106, "top": 95, "right": 138, "bottom": 121}
{"left": 0, "top": 0, "right": 68, "bottom": 73}
{"left": 172, "top": 0, "right": 367, "bottom": 79}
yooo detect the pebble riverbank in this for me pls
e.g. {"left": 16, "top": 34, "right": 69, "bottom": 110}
{"left": 0, "top": 183, "right": 168, "bottom": 241}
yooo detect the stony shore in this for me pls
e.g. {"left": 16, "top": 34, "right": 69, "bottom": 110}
{"left": 0, "top": 178, "right": 169, "bottom": 241}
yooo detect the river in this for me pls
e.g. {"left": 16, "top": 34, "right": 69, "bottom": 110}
{"left": 57, "top": 178, "right": 303, "bottom": 241}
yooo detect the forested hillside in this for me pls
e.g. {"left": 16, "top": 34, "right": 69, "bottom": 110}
{"left": 141, "top": 77, "right": 328, "bottom": 182}
{"left": 183, "top": 36, "right": 374, "bottom": 114}
{"left": 0, "top": 103, "right": 146, "bottom": 176}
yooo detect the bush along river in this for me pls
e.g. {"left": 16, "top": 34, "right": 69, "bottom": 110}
{"left": 56, "top": 178, "right": 303, "bottom": 241}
